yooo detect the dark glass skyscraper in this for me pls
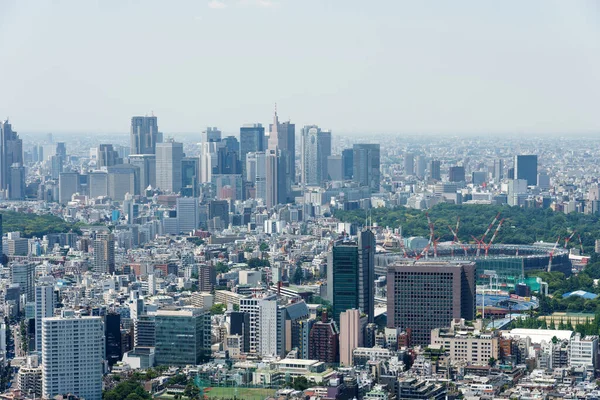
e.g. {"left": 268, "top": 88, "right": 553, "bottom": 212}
{"left": 449, "top": 166, "right": 466, "bottom": 182}
{"left": 342, "top": 149, "right": 354, "bottom": 180}
{"left": 105, "top": 313, "right": 122, "bottom": 366}
{"left": 0, "top": 119, "right": 23, "bottom": 192}
{"left": 515, "top": 155, "right": 538, "bottom": 186}
{"left": 327, "top": 230, "right": 376, "bottom": 324}
{"left": 130, "top": 116, "right": 159, "bottom": 155}
{"left": 352, "top": 144, "right": 380, "bottom": 193}
{"left": 240, "top": 124, "right": 265, "bottom": 180}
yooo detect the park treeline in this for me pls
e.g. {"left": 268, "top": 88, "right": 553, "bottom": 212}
{"left": 334, "top": 203, "right": 600, "bottom": 253}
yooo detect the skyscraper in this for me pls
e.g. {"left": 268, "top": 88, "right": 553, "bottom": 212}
{"left": 10, "top": 262, "right": 36, "bottom": 302}
{"left": 515, "top": 155, "right": 538, "bottom": 186}
{"left": 130, "top": 116, "right": 159, "bottom": 155}
{"left": 268, "top": 110, "right": 292, "bottom": 202}
{"left": 155, "top": 140, "right": 184, "bottom": 193}
{"left": 270, "top": 116, "right": 296, "bottom": 185}
{"left": 404, "top": 153, "right": 415, "bottom": 176}
{"left": 97, "top": 144, "right": 122, "bottom": 168}
{"left": 240, "top": 123, "right": 265, "bottom": 180}
{"left": 59, "top": 172, "right": 80, "bottom": 204}
{"left": 449, "top": 166, "right": 466, "bottom": 182}
{"left": 342, "top": 149, "right": 354, "bottom": 180}
{"left": 202, "top": 127, "right": 222, "bottom": 143}
{"left": 327, "top": 230, "right": 376, "bottom": 324}
{"left": 387, "top": 261, "right": 476, "bottom": 345}
{"left": 93, "top": 232, "right": 115, "bottom": 274}
{"left": 105, "top": 313, "right": 122, "bottom": 367}
{"left": 88, "top": 171, "right": 108, "bottom": 198}
{"left": 42, "top": 311, "right": 104, "bottom": 400}
{"left": 9, "top": 164, "right": 25, "bottom": 200}
{"left": 265, "top": 148, "right": 280, "bottom": 209}
{"left": 181, "top": 157, "right": 199, "bottom": 196}
{"left": 35, "top": 284, "right": 54, "bottom": 354}
{"left": 352, "top": 144, "right": 380, "bottom": 193}
{"left": 107, "top": 164, "right": 139, "bottom": 200}
{"left": 415, "top": 155, "right": 427, "bottom": 179}
{"left": 301, "top": 125, "right": 332, "bottom": 186}
{"left": 429, "top": 160, "right": 441, "bottom": 181}
{"left": 128, "top": 154, "right": 156, "bottom": 193}
{"left": 494, "top": 159, "right": 504, "bottom": 180}
{"left": 0, "top": 120, "right": 23, "bottom": 192}
{"left": 177, "top": 197, "right": 199, "bottom": 234}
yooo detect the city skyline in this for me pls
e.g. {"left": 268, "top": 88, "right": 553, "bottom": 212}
{"left": 1, "top": 1, "right": 599, "bottom": 135}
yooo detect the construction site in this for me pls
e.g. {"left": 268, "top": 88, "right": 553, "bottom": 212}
{"left": 374, "top": 212, "right": 576, "bottom": 292}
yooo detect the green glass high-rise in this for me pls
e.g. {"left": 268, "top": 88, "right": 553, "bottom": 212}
{"left": 328, "top": 230, "right": 375, "bottom": 324}
{"left": 155, "top": 308, "right": 211, "bottom": 366}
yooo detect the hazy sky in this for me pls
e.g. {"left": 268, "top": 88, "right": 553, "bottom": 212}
{"left": 1, "top": 1, "right": 599, "bottom": 135}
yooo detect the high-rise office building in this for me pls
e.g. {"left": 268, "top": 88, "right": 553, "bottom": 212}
{"left": 353, "top": 144, "right": 380, "bottom": 193}
{"left": 107, "top": 164, "right": 139, "bottom": 200}
{"left": 0, "top": 120, "right": 23, "bottom": 192}
{"left": 269, "top": 114, "right": 296, "bottom": 185}
{"left": 97, "top": 144, "right": 122, "bottom": 168}
{"left": 34, "top": 284, "right": 54, "bottom": 354}
{"left": 416, "top": 155, "right": 427, "bottom": 179}
{"left": 327, "top": 230, "right": 376, "bottom": 324}
{"left": 93, "top": 232, "right": 115, "bottom": 274}
{"left": 301, "top": 125, "right": 332, "bottom": 186}
{"left": 50, "top": 155, "right": 63, "bottom": 179}
{"left": 181, "top": 157, "right": 198, "bottom": 197}
{"left": 386, "top": 261, "right": 476, "bottom": 345}
{"left": 58, "top": 172, "right": 79, "bottom": 204}
{"left": 42, "top": 312, "right": 104, "bottom": 400}
{"left": 342, "top": 149, "right": 354, "bottom": 180}
{"left": 448, "top": 166, "right": 466, "bottom": 182}
{"left": 154, "top": 308, "right": 211, "bottom": 366}
{"left": 131, "top": 116, "right": 159, "bottom": 155}
{"left": 11, "top": 262, "right": 36, "bottom": 302}
{"left": 208, "top": 200, "right": 229, "bottom": 226}
{"left": 515, "top": 155, "right": 538, "bottom": 186}
{"left": 404, "top": 153, "right": 415, "bottom": 176}
{"left": 156, "top": 140, "right": 184, "bottom": 193}
{"left": 268, "top": 110, "right": 292, "bottom": 202}
{"left": 265, "top": 148, "right": 285, "bottom": 208}
{"left": 327, "top": 155, "right": 343, "bottom": 181}
{"left": 494, "top": 159, "right": 504, "bottom": 180}
{"left": 339, "top": 309, "right": 362, "bottom": 366}
{"left": 88, "top": 171, "right": 108, "bottom": 199}
{"left": 240, "top": 124, "right": 265, "bottom": 180}
{"left": 128, "top": 154, "right": 156, "bottom": 193}
{"left": 105, "top": 313, "right": 122, "bottom": 367}
{"left": 202, "top": 127, "right": 222, "bottom": 143}
{"left": 177, "top": 197, "right": 199, "bottom": 234}
{"left": 9, "top": 164, "right": 25, "bottom": 200}
{"left": 429, "top": 160, "right": 441, "bottom": 181}
{"left": 248, "top": 151, "right": 267, "bottom": 201}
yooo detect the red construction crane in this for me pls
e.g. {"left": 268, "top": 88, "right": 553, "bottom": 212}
{"left": 484, "top": 218, "right": 504, "bottom": 257}
{"left": 475, "top": 213, "right": 501, "bottom": 257}
{"left": 564, "top": 231, "right": 576, "bottom": 249}
{"left": 448, "top": 223, "right": 469, "bottom": 257}
{"left": 547, "top": 236, "right": 561, "bottom": 272}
